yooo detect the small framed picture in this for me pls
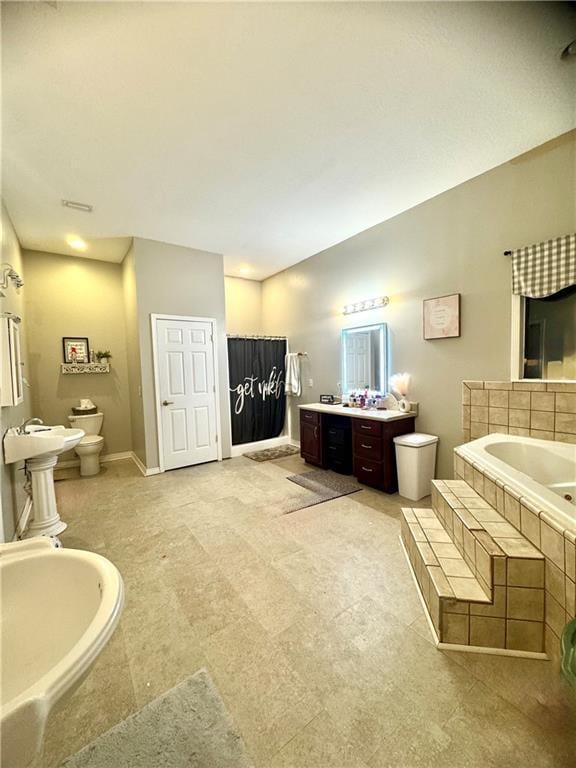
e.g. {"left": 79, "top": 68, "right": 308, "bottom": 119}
{"left": 63, "top": 337, "right": 90, "bottom": 363}
{"left": 423, "top": 293, "right": 460, "bottom": 340}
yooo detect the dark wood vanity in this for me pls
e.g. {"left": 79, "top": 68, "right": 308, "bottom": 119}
{"left": 299, "top": 404, "right": 415, "bottom": 493}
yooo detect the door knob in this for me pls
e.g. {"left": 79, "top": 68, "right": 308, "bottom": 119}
{"left": 162, "top": 400, "right": 174, "bottom": 406}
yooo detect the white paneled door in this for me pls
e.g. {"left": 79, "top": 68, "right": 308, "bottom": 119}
{"left": 155, "top": 317, "right": 219, "bottom": 470}
{"left": 345, "top": 331, "right": 371, "bottom": 391}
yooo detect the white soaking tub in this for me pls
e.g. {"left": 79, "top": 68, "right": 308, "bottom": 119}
{"left": 457, "top": 434, "right": 576, "bottom": 532}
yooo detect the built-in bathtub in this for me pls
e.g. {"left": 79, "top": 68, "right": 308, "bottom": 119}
{"left": 457, "top": 434, "right": 576, "bottom": 533}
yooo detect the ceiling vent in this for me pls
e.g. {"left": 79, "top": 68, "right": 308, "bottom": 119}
{"left": 61, "top": 199, "right": 93, "bottom": 213}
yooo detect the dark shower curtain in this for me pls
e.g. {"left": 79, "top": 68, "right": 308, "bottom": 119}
{"left": 228, "top": 337, "right": 287, "bottom": 445}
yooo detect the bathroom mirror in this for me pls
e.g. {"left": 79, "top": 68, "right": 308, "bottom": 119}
{"left": 341, "top": 323, "right": 388, "bottom": 393}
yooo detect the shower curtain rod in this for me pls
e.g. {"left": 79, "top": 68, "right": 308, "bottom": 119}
{"left": 226, "top": 334, "right": 287, "bottom": 340}
{"left": 226, "top": 334, "right": 308, "bottom": 355}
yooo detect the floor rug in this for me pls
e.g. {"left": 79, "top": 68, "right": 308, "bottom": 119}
{"left": 284, "top": 468, "right": 361, "bottom": 513}
{"left": 62, "top": 669, "right": 254, "bottom": 768}
{"left": 244, "top": 444, "right": 300, "bottom": 462}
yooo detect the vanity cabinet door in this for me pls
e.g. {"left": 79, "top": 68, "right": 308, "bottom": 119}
{"left": 300, "top": 417, "right": 323, "bottom": 467}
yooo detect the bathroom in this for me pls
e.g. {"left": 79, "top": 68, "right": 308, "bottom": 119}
{"left": 1, "top": 3, "right": 576, "bottom": 767}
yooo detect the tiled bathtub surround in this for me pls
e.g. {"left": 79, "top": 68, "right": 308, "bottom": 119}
{"left": 453, "top": 450, "right": 576, "bottom": 662}
{"left": 401, "top": 480, "right": 546, "bottom": 654}
{"left": 461, "top": 380, "right": 576, "bottom": 444}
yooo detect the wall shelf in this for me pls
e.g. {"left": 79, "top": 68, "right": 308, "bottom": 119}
{"left": 61, "top": 363, "right": 110, "bottom": 375}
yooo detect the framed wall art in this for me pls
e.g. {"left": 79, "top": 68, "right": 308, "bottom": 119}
{"left": 62, "top": 337, "right": 90, "bottom": 363}
{"left": 423, "top": 293, "right": 460, "bottom": 340}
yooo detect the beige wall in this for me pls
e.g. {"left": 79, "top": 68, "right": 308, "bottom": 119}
{"left": 224, "top": 276, "right": 262, "bottom": 335}
{"left": 261, "top": 131, "right": 576, "bottom": 477}
{"left": 1, "top": 202, "right": 31, "bottom": 541}
{"left": 122, "top": 244, "right": 146, "bottom": 465}
{"left": 131, "top": 237, "right": 231, "bottom": 468}
{"left": 23, "top": 250, "right": 132, "bottom": 459}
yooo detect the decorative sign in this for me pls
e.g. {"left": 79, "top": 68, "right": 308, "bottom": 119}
{"left": 62, "top": 336, "right": 90, "bottom": 363}
{"left": 423, "top": 293, "right": 460, "bottom": 340}
{"left": 228, "top": 338, "right": 286, "bottom": 445}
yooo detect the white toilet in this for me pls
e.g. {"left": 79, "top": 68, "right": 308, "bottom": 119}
{"left": 67, "top": 412, "right": 105, "bottom": 476}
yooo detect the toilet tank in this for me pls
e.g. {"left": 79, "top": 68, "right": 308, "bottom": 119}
{"left": 68, "top": 412, "right": 104, "bottom": 435}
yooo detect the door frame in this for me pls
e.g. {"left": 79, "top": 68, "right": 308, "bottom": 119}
{"left": 151, "top": 313, "right": 223, "bottom": 473}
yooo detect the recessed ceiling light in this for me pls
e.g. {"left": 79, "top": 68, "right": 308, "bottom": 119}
{"left": 67, "top": 235, "right": 88, "bottom": 252}
{"left": 238, "top": 265, "right": 253, "bottom": 276}
{"left": 62, "top": 199, "right": 93, "bottom": 213}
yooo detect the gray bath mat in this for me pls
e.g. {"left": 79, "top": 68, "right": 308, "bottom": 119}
{"left": 244, "top": 444, "right": 300, "bottom": 462}
{"left": 284, "top": 469, "right": 361, "bottom": 513}
{"left": 62, "top": 669, "right": 254, "bottom": 768}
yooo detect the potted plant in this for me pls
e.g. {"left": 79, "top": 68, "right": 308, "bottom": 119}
{"left": 95, "top": 350, "right": 112, "bottom": 365}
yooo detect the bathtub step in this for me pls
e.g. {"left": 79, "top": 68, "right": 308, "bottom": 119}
{"left": 431, "top": 480, "right": 543, "bottom": 593}
{"left": 401, "top": 480, "right": 546, "bottom": 655}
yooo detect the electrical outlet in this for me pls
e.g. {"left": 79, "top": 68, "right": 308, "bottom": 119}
{"left": 308, "top": 378, "right": 314, "bottom": 388}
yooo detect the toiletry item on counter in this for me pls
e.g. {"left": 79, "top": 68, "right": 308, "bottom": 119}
{"left": 381, "top": 393, "right": 400, "bottom": 410}
{"left": 390, "top": 372, "right": 411, "bottom": 413}
{"left": 320, "top": 394, "right": 342, "bottom": 405}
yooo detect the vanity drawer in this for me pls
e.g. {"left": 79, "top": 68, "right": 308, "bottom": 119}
{"left": 300, "top": 410, "right": 320, "bottom": 425}
{"left": 352, "top": 418, "right": 382, "bottom": 437}
{"left": 353, "top": 433, "right": 383, "bottom": 461}
{"left": 354, "top": 456, "right": 383, "bottom": 488}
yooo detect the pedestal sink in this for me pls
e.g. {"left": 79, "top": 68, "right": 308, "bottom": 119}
{"left": 3, "top": 424, "right": 84, "bottom": 537}
{"left": 0, "top": 538, "right": 124, "bottom": 768}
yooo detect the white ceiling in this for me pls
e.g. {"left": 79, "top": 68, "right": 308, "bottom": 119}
{"left": 3, "top": 2, "right": 575, "bottom": 280}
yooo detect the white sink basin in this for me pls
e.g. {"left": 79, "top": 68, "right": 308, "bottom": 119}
{"left": 3, "top": 425, "right": 85, "bottom": 464}
{"left": 0, "top": 538, "right": 124, "bottom": 767}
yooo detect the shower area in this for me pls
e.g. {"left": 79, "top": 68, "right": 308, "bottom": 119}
{"left": 226, "top": 335, "right": 303, "bottom": 455}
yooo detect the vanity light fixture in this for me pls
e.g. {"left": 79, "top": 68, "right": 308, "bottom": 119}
{"left": 343, "top": 296, "right": 389, "bottom": 315}
{"left": 66, "top": 236, "right": 88, "bottom": 252}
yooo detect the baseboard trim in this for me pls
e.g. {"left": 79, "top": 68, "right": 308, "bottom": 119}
{"left": 130, "top": 452, "right": 161, "bottom": 477}
{"left": 56, "top": 450, "right": 161, "bottom": 477}
{"left": 57, "top": 451, "right": 133, "bottom": 470}
{"left": 14, "top": 496, "right": 33, "bottom": 540}
{"left": 230, "top": 435, "right": 296, "bottom": 458}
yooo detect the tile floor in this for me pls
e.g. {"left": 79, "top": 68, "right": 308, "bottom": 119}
{"left": 41, "top": 455, "right": 576, "bottom": 767}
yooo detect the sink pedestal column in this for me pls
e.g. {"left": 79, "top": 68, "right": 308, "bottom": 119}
{"left": 24, "top": 455, "right": 67, "bottom": 538}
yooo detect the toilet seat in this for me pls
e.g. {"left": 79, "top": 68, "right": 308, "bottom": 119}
{"left": 78, "top": 435, "right": 104, "bottom": 447}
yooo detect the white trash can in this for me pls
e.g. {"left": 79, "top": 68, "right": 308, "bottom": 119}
{"left": 393, "top": 433, "right": 439, "bottom": 501}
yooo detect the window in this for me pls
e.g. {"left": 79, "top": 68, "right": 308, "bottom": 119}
{"left": 512, "top": 285, "right": 576, "bottom": 381}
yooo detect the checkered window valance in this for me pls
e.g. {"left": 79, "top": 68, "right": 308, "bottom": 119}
{"left": 510, "top": 233, "right": 576, "bottom": 298}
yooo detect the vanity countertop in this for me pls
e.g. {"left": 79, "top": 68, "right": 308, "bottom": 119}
{"left": 299, "top": 402, "right": 414, "bottom": 422}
